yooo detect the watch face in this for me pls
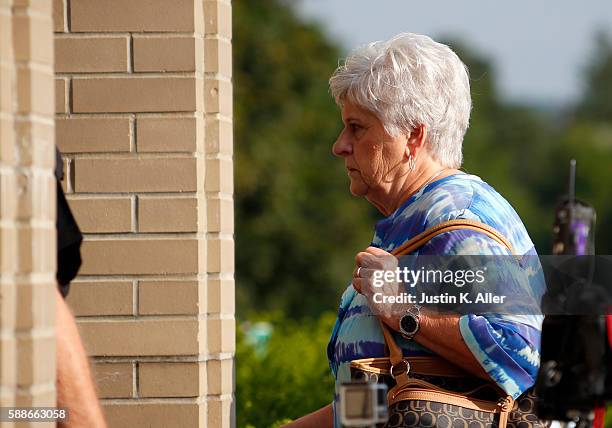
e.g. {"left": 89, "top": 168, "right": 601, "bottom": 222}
{"left": 401, "top": 314, "right": 418, "bottom": 335}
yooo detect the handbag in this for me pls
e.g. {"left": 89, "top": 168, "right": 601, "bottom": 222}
{"left": 349, "top": 219, "right": 549, "bottom": 428}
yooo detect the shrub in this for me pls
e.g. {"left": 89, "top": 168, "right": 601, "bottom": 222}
{"left": 236, "top": 312, "right": 337, "bottom": 427}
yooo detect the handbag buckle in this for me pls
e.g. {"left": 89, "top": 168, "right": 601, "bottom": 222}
{"left": 497, "top": 396, "right": 513, "bottom": 412}
{"left": 390, "top": 359, "right": 410, "bottom": 378}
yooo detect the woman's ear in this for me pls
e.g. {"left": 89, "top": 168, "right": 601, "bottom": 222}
{"left": 407, "top": 124, "right": 428, "bottom": 149}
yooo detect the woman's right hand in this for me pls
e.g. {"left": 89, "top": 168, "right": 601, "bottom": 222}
{"left": 353, "top": 246, "right": 405, "bottom": 320}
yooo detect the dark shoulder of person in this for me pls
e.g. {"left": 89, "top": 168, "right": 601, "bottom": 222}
{"left": 55, "top": 147, "right": 83, "bottom": 297}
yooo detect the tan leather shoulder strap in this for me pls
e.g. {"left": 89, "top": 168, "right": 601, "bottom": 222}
{"left": 391, "top": 219, "right": 515, "bottom": 257}
{"left": 380, "top": 219, "right": 514, "bottom": 368}
{"left": 380, "top": 318, "right": 405, "bottom": 366}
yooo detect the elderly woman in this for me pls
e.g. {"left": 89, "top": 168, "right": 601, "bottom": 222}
{"left": 286, "top": 33, "right": 543, "bottom": 428}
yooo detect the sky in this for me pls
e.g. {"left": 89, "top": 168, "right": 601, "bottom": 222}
{"left": 294, "top": 0, "right": 612, "bottom": 107}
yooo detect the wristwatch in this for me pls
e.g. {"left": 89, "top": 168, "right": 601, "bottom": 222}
{"left": 399, "top": 305, "right": 421, "bottom": 340}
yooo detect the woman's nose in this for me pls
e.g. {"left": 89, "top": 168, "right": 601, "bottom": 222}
{"left": 332, "top": 130, "right": 352, "bottom": 157}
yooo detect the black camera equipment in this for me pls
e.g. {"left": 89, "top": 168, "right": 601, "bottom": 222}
{"left": 535, "top": 160, "right": 612, "bottom": 428}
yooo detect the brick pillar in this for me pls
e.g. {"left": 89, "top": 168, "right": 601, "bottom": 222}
{"left": 53, "top": 0, "right": 234, "bottom": 427}
{"left": 203, "top": 1, "right": 234, "bottom": 426}
{"left": 1, "top": 0, "right": 57, "bottom": 425}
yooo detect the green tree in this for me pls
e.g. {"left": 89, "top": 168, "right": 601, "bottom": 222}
{"left": 577, "top": 31, "right": 612, "bottom": 122}
{"left": 569, "top": 31, "right": 612, "bottom": 252}
{"left": 236, "top": 312, "right": 336, "bottom": 427}
{"left": 234, "top": 0, "right": 374, "bottom": 319}
{"left": 447, "top": 40, "right": 556, "bottom": 250}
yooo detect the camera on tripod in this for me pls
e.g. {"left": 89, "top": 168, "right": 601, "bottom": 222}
{"left": 535, "top": 160, "right": 611, "bottom": 427}
{"left": 339, "top": 380, "right": 388, "bottom": 428}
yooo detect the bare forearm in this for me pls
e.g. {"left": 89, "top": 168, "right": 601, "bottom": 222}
{"left": 382, "top": 311, "right": 488, "bottom": 379}
{"left": 56, "top": 290, "right": 107, "bottom": 428}
{"left": 283, "top": 403, "right": 333, "bottom": 428}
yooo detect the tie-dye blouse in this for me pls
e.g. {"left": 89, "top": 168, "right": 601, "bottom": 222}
{"left": 327, "top": 173, "right": 545, "bottom": 428}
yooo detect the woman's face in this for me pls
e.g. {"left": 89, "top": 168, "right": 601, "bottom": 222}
{"left": 332, "top": 99, "right": 408, "bottom": 199}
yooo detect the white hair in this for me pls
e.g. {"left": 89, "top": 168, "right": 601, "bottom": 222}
{"left": 329, "top": 33, "right": 471, "bottom": 168}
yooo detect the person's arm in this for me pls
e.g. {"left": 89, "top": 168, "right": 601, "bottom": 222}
{"left": 381, "top": 311, "right": 540, "bottom": 396}
{"left": 381, "top": 310, "right": 489, "bottom": 379}
{"left": 283, "top": 403, "right": 333, "bottom": 428}
{"left": 56, "top": 289, "right": 107, "bottom": 428}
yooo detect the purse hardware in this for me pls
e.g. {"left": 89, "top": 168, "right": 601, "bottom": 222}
{"left": 390, "top": 359, "right": 410, "bottom": 378}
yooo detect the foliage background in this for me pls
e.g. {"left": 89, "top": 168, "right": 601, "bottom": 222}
{"left": 233, "top": 1, "right": 612, "bottom": 426}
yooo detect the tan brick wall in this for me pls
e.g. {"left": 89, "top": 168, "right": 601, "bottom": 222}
{"left": 1, "top": 0, "right": 57, "bottom": 426}
{"left": 54, "top": 0, "right": 234, "bottom": 427}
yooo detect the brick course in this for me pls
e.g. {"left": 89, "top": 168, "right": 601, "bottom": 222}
{"left": 79, "top": 319, "right": 199, "bottom": 356}
{"left": 79, "top": 238, "right": 199, "bottom": 275}
{"left": 67, "top": 197, "right": 133, "bottom": 232}
{"left": 138, "top": 280, "right": 199, "bottom": 315}
{"left": 70, "top": 0, "right": 195, "bottom": 32}
{"left": 56, "top": 117, "right": 131, "bottom": 153}
{"left": 55, "top": 36, "right": 128, "bottom": 73}
{"left": 92, "top": 362, "right": 134, "bottom": 398}
{"left": 138, "top": 197, "right": 198, "bottom": 232}
{"left": 67, "top": 281, "right": 134, "bottom": 316}
{"left": 72, "top": 77, "right": 197, "bottom": 113}
{"left": 139, "top": 362, "right": 204, "bottom": 397}
{"left": 73, "top": 157, "right": 198, "bottom": 193}
{"left": 54, "top": 77, "right": 67, "bottom": 113}
{"left": 136, "top": 117, "right": 197, "bottom": 153}
{"left": 103, "top": 402, "right": 201, "bottom": 428}
{"left": 133, "top": 36, "right": 196, "bottom": 72}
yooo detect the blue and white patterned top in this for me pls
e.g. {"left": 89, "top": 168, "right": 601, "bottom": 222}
{"left": 327, "top": 173, "right": 545, "bottom": 428}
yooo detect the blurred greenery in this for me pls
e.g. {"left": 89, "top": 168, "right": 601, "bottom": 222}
{"left": 233, "top": 0, "right": 612, "bottom": 426}
{"left": 236, "top": 312, "right": 336, "bottom": 427}
{"left": 234, "top": 0, "right": 374, "bottom": 319}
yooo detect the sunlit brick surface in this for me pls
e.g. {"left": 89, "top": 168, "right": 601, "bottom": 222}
{"left": 53, "top": 0, "right": 235, "bottom": 425}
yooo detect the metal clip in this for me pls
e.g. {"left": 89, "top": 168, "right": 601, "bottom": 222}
{"left": 497, "top": 396, "right": 512, "bottom": 412}
{"left": 390, "top": 359, "right": 410, "bottom": 378}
